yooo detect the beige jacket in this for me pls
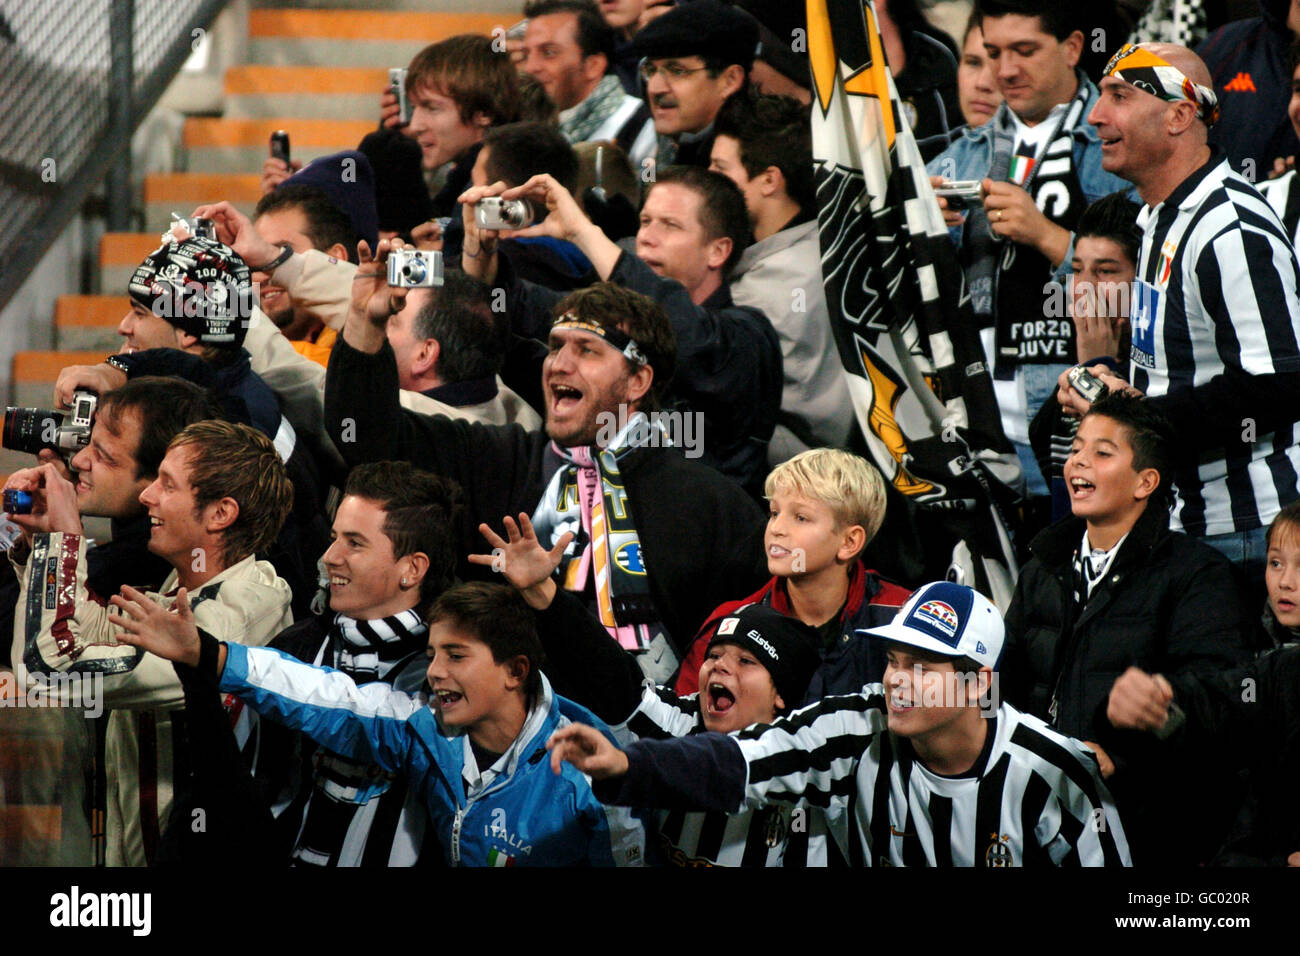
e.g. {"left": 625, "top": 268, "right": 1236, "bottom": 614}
{"left": 10, "top": 534, "right": 293, "bottom": 865}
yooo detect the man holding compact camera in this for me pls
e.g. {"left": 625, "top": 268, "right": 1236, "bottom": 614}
{"left": 926, "top": 0, "right": 1131, "bottom": 517}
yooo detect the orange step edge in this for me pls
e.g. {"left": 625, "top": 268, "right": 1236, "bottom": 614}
{"left": 13, "top": 351, "right": 113, "bottom": 382}
{"left": 248, "top": 9, "right": 509, "bottom": 42}
{"left": 55, "top": 296, "right": 130, "bottom": 328}
{"left": 224, "top": 65, "right": 389, "bottom": 96}
{"left": 183, "top": 117, "right": 373, "bottom": 149}
{"left": 100, "top": 233, "right": 161, "bottom": 267}
{"left": 143, "top": 174, "right": 263, "bottom": 203}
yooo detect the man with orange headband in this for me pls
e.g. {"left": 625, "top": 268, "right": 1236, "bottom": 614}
{"left": 1059, "top": 42, "right": 1300, "bottom": 590}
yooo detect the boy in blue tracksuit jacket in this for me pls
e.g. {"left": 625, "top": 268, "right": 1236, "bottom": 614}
{"left": 115, "top": 580, "right": 647, "bottom": 867}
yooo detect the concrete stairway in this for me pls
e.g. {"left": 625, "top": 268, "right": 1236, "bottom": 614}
{"left": 12, "top": 2, "right": 520, "bottom": 421}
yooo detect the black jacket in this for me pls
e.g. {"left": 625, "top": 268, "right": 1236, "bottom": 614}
{"left": 1003, "top": 502, "right": 1252, "bottom": 863}
{"left": 1165, "top": 645, "right": 1300, "bottom": 866}
{"left": 494, "top": 250, "right": 783, "bottom": 496}
{"left": 324, "top": 336, "right": 768, "bottom": 653}
{"left": 1199, "top": 0, "right": 1300, "bottom": 177}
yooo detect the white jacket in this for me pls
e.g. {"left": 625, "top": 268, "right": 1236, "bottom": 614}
{"left": 11, "top": 534, "right": 293, "bottom": 865}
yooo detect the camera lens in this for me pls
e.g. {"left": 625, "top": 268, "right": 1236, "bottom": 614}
{"left": 401, "top": 257, "right": 427, "bottom": 284}
{"left": 2, "top": 407, "right": 65, "bottom": 455}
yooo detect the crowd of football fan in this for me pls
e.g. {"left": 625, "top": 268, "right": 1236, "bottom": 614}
{"left": 3, "top": 0, "right": 1300, "bottom": 868}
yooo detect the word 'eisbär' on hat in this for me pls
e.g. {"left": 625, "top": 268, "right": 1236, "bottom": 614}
{"left": 707, "top": 603, "right": 820, "bottom": 712}
{"left": 632, "top": 0, "right": 760, "bottom": 70}
{"left": 860, "top": 581, "right": 1004, "bottom": 670}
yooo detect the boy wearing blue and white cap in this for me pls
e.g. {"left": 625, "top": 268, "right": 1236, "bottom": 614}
{"left": 549, "top": 580, "right": 1132, "bottom": 866}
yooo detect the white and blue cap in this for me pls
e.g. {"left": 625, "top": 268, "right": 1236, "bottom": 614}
{"left": 859, "top": 581, "right": 1003, "bottom": 669}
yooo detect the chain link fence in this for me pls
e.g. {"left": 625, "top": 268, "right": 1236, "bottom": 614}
{"left": 0, "top": 0, "right": 230, "bottom": 311}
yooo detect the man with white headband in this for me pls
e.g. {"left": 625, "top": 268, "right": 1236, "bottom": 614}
{"left": 1059, "top": 41, "right": 1300, "bottom": 591}
{"left": 327, "top": 258, "right": 767, "bottom": 684}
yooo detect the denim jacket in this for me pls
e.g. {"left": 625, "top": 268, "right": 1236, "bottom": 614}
{"left": 926, "top": 73, "right": 1136, "bottom": 280}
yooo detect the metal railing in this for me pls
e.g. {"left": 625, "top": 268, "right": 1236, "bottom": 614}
{"left": 0, "top": 0, "right": 232, "bottom": 313}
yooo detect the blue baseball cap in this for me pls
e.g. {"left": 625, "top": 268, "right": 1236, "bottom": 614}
{"left": 859, "top": 581, "right": 1003, "bottom": 670}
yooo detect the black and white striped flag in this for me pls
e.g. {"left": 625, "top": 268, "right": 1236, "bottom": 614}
{"left": 806, "top": 0, "right": 1022, "bottom": 602}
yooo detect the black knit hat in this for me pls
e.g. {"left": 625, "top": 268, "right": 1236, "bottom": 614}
{"left": 358, "top": 128, "right": 436, "bottom": 237}
{"left": 707, "top": 603, "right": 820, "bottom": 712}
{"left": 127, "top": 235, "right": 253, "bottom": 347}
{"left": 282, "top": 149, "right": 380, "bottom": 251}
{"left": 632, "top": 0, "right": 759, "bottom": 70}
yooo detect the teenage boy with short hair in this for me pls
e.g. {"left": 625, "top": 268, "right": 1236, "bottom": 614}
{"left": 476, "top": 512, "right": 823, "bottom": 865}
{"left": 1003, "top": 392, "right": 1251, "bottom": 864}
{"left": 674, "top": 448, "right": 910, "bottom": 704}
{"left": 549, "top": 580, "right": 1132, "bottom": 866}
{"left": 263, "top": 461, "right": 462, "bottom": 867}
{"left": 709, "top": 93, "right": 853, "bottom": 462}
{"left": 114, "top": 580, "right": 648, "bottom": 867}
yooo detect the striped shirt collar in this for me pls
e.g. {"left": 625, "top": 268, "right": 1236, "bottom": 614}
{"left": 1137, "top": 145, "right": 1230, "bottom": 224}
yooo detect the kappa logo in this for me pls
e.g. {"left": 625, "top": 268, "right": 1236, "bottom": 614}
{"left": 1224, "top": 72, "right": 1256, "bottom": 93}
{"left": 915, "top": 599, "right": 959, "bottom": 638}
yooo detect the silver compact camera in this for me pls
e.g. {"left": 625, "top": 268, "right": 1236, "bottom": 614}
{"left": 1067, "top": 365, "right": 1110, "bottom": 405}
{"left": 475, "top": 197, "right": 534, "bottom": 231}
{"left": 389, "top": 67, "right": 409, "bottom": 126}
{"left": 172, "top": 216, "right": 216, "bottom": 241}
{"left": 387, "top": 249, "right": 444, "bottom": 288}
{"left": 933, "top": 180, "right": 983, "bottom": 211}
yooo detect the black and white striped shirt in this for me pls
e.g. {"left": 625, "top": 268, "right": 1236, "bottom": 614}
{"left": 725, "top": 686, "right": 1131, "bottom": 866}
{"left": 618, "top": 685, "right": 838, "bottom": 867}
{"left": 1130, "top": 154, "right": 1300, "bottom": 535}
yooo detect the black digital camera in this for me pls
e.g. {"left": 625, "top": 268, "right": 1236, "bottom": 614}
{"left": 2, "top": 388, "right": 98, "bottom": 461}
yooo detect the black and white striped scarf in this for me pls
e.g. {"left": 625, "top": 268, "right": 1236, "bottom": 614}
{"left": 326, "top": 609, "right": 428, "bottom": 684}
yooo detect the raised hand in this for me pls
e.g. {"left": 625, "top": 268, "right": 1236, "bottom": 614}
{"left": 546, "top": 723, "right": 629, "bottom": 779}
{"left": 110, "top": 586, "right": 202, "bottom": 667}
{"left": 190, "top": 201, "right": 281, "bottom": 270}
{"left": 348, "top": 237, "right": 408, "bottom": 329}
{"left": 468, "top": 513, "right": 573, "bottom": 607}
{"left": 3, "top": 462, "right": 84, "bottom": 539}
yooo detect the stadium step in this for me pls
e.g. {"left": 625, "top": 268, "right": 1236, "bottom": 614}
{"left": 11, "top": 350, "right": 114, "bottom": 409}
{"left": 251, "top": 0, "right": 522, "bottom": 11}
{"left": 142, "top": 173, "right": 263, "bottom": 236}
{"left": 247, "top": 9, "right": 514, "bottom": 68}
{"left": 99, "top": 233, "right": 163, "bottom": 297}
{"left": 182, "top": 117, "right": 375, "bottom": 174}
{"left": 223, "top": 65, "right": 389, "bottom": 120}
{"left": 55, "top": 296, "right": 131, "bottom": 352}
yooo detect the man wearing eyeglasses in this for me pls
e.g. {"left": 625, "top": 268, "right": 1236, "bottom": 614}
{"left": 631, "top": 0, "right": 756, "bottom": 168}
